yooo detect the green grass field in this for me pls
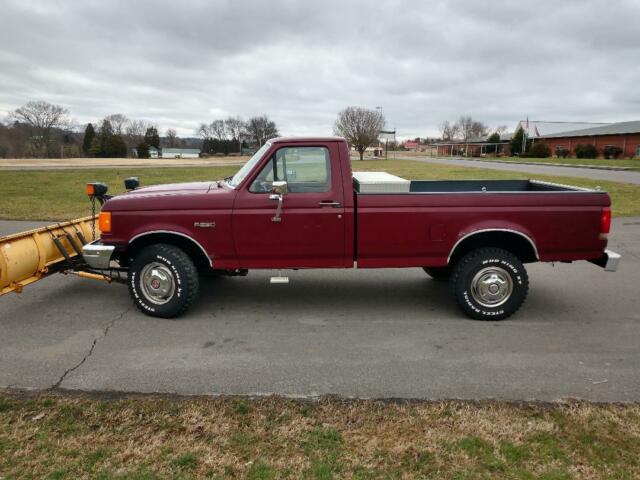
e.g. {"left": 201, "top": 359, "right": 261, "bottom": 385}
{"left": 1, "top": 393, "right": 639, "bottom": 479}
{"left": 0, "top": 160, "right": 638, "bottom": 220}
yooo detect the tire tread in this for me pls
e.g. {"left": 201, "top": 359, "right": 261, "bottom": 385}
{"left": 449, "top": 247, "right": 529, "bottom": 321}
{"left": 128, "top": 243, "right": 199, "bottom": 318}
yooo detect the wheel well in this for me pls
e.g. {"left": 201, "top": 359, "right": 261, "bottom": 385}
{"left": 125, "top": 232, "right": 212, "bottom": 272}
{"left": 448, "top": 230, "right": 538, "bottom": 265}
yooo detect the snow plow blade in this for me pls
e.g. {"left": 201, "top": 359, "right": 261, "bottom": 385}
{"left": 0, "top": 216, "right": 98, "bottom": 295}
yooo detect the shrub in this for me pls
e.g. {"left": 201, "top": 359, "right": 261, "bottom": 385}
{"left": 603, "top": 145, "right": 623, "bottom": 159}
{"left": 555, "top": 146, "right": 570, "bottom": 158}
{"left": 529, "top": 143, "right": 551, "bottom": 158}
{"left": 574, "top": 144, "right": 598, "bottom": 159}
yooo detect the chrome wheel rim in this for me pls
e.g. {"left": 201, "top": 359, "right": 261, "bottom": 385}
{"left": 470, "top": 266, "right": 513, "bottom": 308}
{"left": 140, "top": 262, "right": 175, "bottom": 305}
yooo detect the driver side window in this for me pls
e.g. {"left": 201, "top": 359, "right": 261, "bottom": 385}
{"left": 250, "top": 146, "right": 331, "bottom": 193}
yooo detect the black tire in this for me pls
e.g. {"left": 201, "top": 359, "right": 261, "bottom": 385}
{"left": 422, "top": 266, "right": 451, "bottom": 281}
{"left": 449, "top": 248, "right": 528, "bottom": 321}
{"left": 128, "top": 243, "right": 199, "bottom": 318}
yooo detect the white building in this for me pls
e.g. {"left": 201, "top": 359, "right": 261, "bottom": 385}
{"left": 160, "top": 148, "right": 200, "bottom": 159}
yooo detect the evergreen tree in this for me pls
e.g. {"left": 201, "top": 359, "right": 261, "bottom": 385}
{"left": 82, "top": 123, "right": 95, "bottom": 155}
{"left": 104, "top": 134, "right": 127, "bottom": 157}
{"left": 510, "top": 126, "right": 531, "bottom": 155}
{"left": 144, "top": 126, "right": 160, "bottom": 148}
{"left": 136, "top": 142, "right": 150, "bottom": 158}
{"left": 486, "top": 132, "right": 501, "bottom": 154}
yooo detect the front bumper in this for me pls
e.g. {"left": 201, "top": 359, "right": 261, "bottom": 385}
{"left": 82, "top": 241, "right": 115, "bottom": 270}
{"left": 588, "top": 249, "right": 621, "bottom": 272}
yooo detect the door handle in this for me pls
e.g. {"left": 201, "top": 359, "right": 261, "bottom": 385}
{"left": 318, "top": 201, "right": 342, "bottom": 208}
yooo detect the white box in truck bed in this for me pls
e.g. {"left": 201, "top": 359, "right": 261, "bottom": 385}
{"left": 352, "top": 171, "right": 411, "bottom": 193}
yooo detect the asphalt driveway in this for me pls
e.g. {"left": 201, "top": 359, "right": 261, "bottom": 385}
{"left": 1, "top": 218, "right": 639, "bottom": 402}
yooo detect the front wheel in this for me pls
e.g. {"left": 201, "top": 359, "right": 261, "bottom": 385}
{"left": 128, "top": 244, "right": 199, "bottom": 318}
{"left": 449, "top": 248, "right": 528, "bottom": 321}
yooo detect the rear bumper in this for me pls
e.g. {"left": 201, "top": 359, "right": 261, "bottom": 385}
{"left": 588, "top": 249, "right": 621, "bottom": 272}
{"left": 82, "top": 241, "right": 115, "bottom": 270}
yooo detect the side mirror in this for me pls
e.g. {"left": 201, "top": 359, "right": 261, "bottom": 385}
{"left": 271, "top": 180, "right": 288, "bottom": 196}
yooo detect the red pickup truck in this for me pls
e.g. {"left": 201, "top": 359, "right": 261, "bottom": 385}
{"left": 83, "top": 137, "right": 619, "bottom": 320}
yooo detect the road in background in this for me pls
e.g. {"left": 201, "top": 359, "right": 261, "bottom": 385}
{"left": 0, "top": 157, "right": 247, "bottom": 170}
{"left": 396, "top": 156, "right": 640, "bottom": 184}
{"left": 1, "top": 218, "right": 638, "bottom": 401}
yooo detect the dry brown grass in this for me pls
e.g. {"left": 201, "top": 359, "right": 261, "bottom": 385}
{"left": 1, "top": 392, "right": 639, "bottom": 479}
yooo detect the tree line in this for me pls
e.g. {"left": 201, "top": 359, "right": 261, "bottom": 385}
{"left": 0, "top": 100, "right": 281, "bottom": 159}
{"left": 197, "top": 116, "right": 279, "bottom": 155}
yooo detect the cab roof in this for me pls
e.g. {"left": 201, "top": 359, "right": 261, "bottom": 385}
{"left": 269, "top": 136, "right": 346, "bottom": 144}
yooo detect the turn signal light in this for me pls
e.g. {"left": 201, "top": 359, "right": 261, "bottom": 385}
{"left": 98, "top": 211, "right": 112, "bottom": 233}
{"left": 86, "top": 182, "right": 109, "bottom": 197}
{"left": 600, "top": 207, "right": 611, "bottom": 234}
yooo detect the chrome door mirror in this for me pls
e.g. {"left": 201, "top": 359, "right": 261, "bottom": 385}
{"left": 271, "top": 180, "right": 288, "bottom": 195}
{"left": 269, "top": 181, "right": 288, "bottom": 223}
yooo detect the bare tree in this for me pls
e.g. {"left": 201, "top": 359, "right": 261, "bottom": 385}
{"left": 246, "top": 115, "right": 279, "bottom": 146}
{"left": 439, "top": 117, "right": 488, "bottom": 141}
{"left": 224, "top": 116, "right": 247, "bottom": 153}
{"left": 124, "top": 119, "right": 149, "bottom": 148}
{"left": 9, "top": 100, "right": 69, "bottom": 157}
{"left": 439, "top": 120, "right": 459, "bottom": 141}
{"left": 224, "top": 116, "right": 246, "bottom": 141}
{"left": 456, "top": 116, "right": 488, "bottom": 141}
{"left": 334, "top": 106, "right": 385, "bottom": 160}
{"left": 105, "top": 114, "right": 129, "bottom": 135}
{"left": 165, "top": 128, "right": 179, "bottom": 148}
{"left": 210, "top": 119, "right": 227, "bottom": 140}
{"left": 197, "top": 123, "right": 211, "bottom": 139}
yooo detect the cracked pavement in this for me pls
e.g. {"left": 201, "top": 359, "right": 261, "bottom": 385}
{"left": 1, "top": 218, "right": 639, "bottom": 401}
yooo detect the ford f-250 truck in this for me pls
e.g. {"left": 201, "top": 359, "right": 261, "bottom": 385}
{"left": 82, "top": 137, "right": 620, "bottom": 320}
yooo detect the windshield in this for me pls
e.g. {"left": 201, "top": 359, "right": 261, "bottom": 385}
{"left": 227, "top": 143, "right": 271, "bottom": 188}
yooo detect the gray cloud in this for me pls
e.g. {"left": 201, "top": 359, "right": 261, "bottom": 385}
{"left": 1, "top": 0, "right": 639, "bottom": 138}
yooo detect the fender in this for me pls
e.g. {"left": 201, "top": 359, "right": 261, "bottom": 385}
{"left": 447, "top": 228, "right": 539, "bottom": 264}
{"left": 128, "top": 230, "right": 212, "bottom": 267}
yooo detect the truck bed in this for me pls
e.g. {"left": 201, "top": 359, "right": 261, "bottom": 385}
{"left": 353, "top": 178, "right": 609, "bottom": 268}
{"left": 407, "top": 179, "right": 591, "bottom": 193}
{"left": 354, "top": 177, "right": 592, "bottom": 194}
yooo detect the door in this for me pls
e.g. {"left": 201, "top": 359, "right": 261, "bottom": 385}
{"left": 232, "top": 143, "right": 346, "bottom": 268}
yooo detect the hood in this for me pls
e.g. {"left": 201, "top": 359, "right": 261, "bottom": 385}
{"left": 124, "top": 181, "right": 214, "bottom": 195}
{"left": 103, "top": 181, "right": 234, "bottom": 211}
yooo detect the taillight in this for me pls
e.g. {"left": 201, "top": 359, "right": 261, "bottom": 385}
{"left": 600, "top": 207, "right": 611, "bottom": 234}
{"left": 98, "top": 211, "right": 112, "bottom": 233}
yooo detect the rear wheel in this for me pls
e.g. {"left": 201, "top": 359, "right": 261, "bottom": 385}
{"left": 422, "top": 266, "right": 451, "bottom": 281}
{"left": 128, "top": 244, "right": 199, "bottom": 318}
{"left": 449, "top": 248, "right": 528, "bottom": 321}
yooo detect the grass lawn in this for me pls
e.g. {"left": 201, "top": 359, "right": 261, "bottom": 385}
{"left": 1, "top": 393, "right": 639, "bottom": 479}
{"left": 444, "top": 156, "right": 640, "bottom": 170}
{"left": 0, "top": 160, "right": 638, "bottom": 221}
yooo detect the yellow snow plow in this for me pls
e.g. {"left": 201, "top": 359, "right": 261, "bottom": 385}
{"left": 0, "top": 182, "right": 127, "bottom": 296}
{"left": 0, "top": 216, "right": 106, "bottom": 295}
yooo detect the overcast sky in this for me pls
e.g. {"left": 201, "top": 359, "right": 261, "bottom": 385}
{"left": 1, "top": 0, "right": 639, "bottom": 138}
